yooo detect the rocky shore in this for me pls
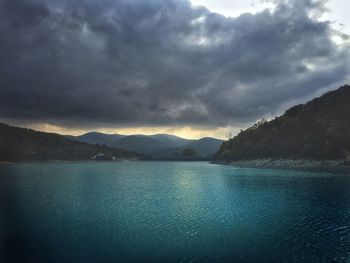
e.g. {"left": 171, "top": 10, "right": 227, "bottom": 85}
{"left": 212, "top": 158, "right": 350, "bottom": 168}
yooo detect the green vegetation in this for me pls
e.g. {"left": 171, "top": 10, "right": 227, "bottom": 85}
{"left": 181, "top": 148, "right": 199, "bottom": 158}
{"left": 215, "top": 85, "right": 350, "bottom": 162}
{"left": 71, "top": 133, "right": 223, "bottom": 156}
{"left": 0, "top": 123, "right": 143, "bottom": 161}
{"left": 154, "top": 137, "right": 224, "bottom": 157}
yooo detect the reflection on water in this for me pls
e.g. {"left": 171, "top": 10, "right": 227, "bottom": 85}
{"left": 0, "top": 162, "right": 349, "bottom": 262}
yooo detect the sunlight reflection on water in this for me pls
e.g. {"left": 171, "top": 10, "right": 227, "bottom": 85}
{"left": 0, "top": 161, "right": 349, "bottom": 262}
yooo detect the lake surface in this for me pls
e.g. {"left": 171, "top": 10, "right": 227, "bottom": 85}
{"left": 0, "top": 162, "right": 349, "bottom": 263}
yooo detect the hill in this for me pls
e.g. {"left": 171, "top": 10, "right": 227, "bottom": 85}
{"left": 215, "top": 85, "right": 350, "bottom": 162}
{"left": 71, "top": 132, "right": 125, "bottom": 145}
{"left": 0, "top": 123, "right": 142, "bottom": 161}
{"left": 112, "top": 135, "right": 166, "bottom": 154}
{"left": 69, "top": 132, "right": 222, "bottom": 156}
{"left": 69, "top": 133, "right": 192, "bottom": 154}
{"left": 157, "top": 137, "right": 224, "bottom": 157}
{"left": 148, "top": 134, "right": 193, "bottom": 148}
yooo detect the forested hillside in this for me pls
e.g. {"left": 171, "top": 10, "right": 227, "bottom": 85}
{"left": 0, "top": 123, "right": 142, "bottom": 161}
{"left": 215, "top": 85, "right": 350, "bottom": 162}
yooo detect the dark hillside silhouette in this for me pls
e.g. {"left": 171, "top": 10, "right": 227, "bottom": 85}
{"left": 0, "top": 123, "right": 142, "bottom": 161}
{"left": 215, "top": 85, "right": 350, "bottom": 161}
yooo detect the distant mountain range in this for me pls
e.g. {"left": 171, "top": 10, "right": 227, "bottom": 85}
{"left": 69, "top": 133, "right": 223, "bottom": 156}
{"left": 155, "top": 137, "right": 224, "bottom": 157}
{"left": 0, "top": 122, "right": 223, "bottom": 162}
{"left": 2, "top": 85, "right": 349, "bottom": 163}
{"left": 0, "top": 123, "right": 143, "bottom": 162}
{"left": 215, "top": 85, "right": 350, "bottom": 162}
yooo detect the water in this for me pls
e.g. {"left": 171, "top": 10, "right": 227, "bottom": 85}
{"left": 0, "top": 162, "right": 349, "bottom": 263}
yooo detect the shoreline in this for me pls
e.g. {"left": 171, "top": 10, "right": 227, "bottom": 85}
{"left": 212, "top": 158, "right": 350, "bottom": 169}
{"left": 2, "top": 159, "right": 350, "bottom": 169}
{"left": 0, "top": 159, "right": 209, "bottom": 164}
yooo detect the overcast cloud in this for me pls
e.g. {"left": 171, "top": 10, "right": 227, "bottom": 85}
{"left": 0, "top": 0, "right": 349, "bottom": 130}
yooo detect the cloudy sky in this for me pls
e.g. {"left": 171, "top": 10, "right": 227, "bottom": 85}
{"left": 0, "top": 0, "right": 349, "bottom": 139}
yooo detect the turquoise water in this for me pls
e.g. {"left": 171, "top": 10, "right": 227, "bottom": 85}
{"left": 0, "top": 162, "right": 349, "bottom": 262}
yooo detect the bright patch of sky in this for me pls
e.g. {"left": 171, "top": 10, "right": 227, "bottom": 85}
{"left": 190, "top": 0, "right": 350, "bottom": 34}
{"left": 323, "top": 0, "right": 350, "bottom": 34}
{"left": 190, "top": 0, "right": 276, "bottom": 17}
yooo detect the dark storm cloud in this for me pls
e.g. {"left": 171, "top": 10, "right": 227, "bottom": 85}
{"left": 0, "top": 0, "right": 348, "bottom": 128}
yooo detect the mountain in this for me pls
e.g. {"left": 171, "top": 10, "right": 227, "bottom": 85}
{"left": 112, "top": 135, "right": 166, "bottom": 154}
{"left": 69, "top": 133, "right": 192, "bottom": 153}
{"left": 183, "top": 137, "right": 224, "bottom": 156}
{"left": 71, "top": 132, "right": 125, "bottom": 145}
{"left": 70, "top": 132, "right": 222, "bottom": 156}
{"left": 148, "top": 134, "right": 193, "bottom": 148}
{"left": 0, "top": 123, "right": 142, "bottom": 162}
{"left": 112, "top": 134, "right": 193, "bottom": 154}
{"left": 157, "top": 137, "right": 224, "bottom": 157}
{"left": 215, "top": 85, "right": 350, "bottom": 162}
{"left": 68, "top": 132, "right": 223, "bottom": 156}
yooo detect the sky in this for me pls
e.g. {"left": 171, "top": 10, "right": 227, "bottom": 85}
{"left": 191, "top": 0, "right": 350, "bottom": 34}
{"left": 0, "top": 0, "right": 349, "bottom": 139}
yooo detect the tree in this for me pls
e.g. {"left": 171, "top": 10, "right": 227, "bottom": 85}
{"left": 181, "top": 148, "right": 198, "bottom": 157}
{"left": 225, "top": 132, "right": 234, "bottom": 140}
{"left": 252, "top": 118, "right": 267, "bottom": 129}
